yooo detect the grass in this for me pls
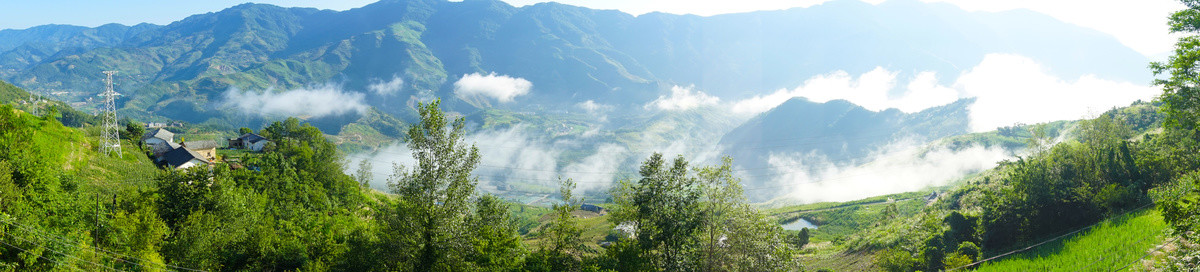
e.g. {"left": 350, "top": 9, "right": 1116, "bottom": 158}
{"left": 520, "top": 209, "right": 614, "bottom": 251}
{"left": 973, "top": 208, "right": 1168, "bottom": 271}
{"left": 767, "top": 191, "right": 929, "bottom": 242}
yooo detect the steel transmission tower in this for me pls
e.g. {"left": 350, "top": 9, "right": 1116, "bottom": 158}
{"left": 99, "top": 71, "right": 121, "bottom": 157}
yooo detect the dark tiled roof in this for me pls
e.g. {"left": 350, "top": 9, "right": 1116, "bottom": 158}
{"left": 152, "top": 141, "right": 181, "bottom": 155}
{"left": 142, "top": 128, "right": 174, "bottom": 141}
{"left": 238, "top": 133, "right": 268, "bottom": 144}
{"left": 162, "top": 147, "right": 209, "bottom": 168}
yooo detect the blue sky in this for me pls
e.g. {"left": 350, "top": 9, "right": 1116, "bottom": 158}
{"left": 0, "top": 0, "right": 1184, "bottom": 56}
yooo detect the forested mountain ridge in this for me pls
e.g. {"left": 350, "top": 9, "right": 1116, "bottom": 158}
{"left": 0, "top": 0, "right": 1145, "bottom": 129}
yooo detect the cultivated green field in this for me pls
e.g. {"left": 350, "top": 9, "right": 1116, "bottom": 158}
{"left": 973, "top": 208, "right": 1168, "bottom": 271}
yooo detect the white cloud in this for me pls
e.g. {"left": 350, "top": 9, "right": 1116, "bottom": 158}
{"left": 577, "top": 100, "right": 611, "bottom": 113}
{"left": 367, "top": 75, "right": 404, "bottom": 96}
{"left": 222, "top": 85, "right": 368, "bottom": 118}
{"left": 730, "top": 67, "right": 959, "bottom": 115}
{"left": 453, "top": 72, "right": 532, "bottom": 103}
{"left": 647, "top": 85, "right": 720, "bottom": 111}
{"left": 577, "top": 100, "right": 614, "bottom": 122}
{"left": 957, "top": 54, "right": 1158, "bottom": 132}
{"left": 729, "top": 53, "right": 1157, "bottom": 132}
{"left": 346, "top": 125, "right": 735, "bottom": 194}
{"left": 768, "top": 142, "right": 1011, "bottom": 203}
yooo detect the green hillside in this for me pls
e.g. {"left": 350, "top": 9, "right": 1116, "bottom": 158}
{"left": 974, "top": 209, "right": 1168, "bottom": 271}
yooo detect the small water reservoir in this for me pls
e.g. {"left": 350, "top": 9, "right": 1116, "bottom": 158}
{"left": 781, "top": 218, "right": 819, "bottom": 230}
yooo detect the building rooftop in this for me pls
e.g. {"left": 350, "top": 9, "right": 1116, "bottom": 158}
{"left": 162, "top": 147, "right": 209, "bottom": 168}
{"left": 142, "top": 128, "right": 174, "bottom": 142}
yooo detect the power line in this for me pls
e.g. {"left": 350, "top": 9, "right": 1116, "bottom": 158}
{"left": 1068, "top": 215, "right": 1165, "bottom": 272}
{"left": 1114, "top": 235, "right": 1181, "bottom": 271}
{"left": 1, "top": 214, "right": 207, "bottom": 272}
{"left": 0, "top": 236, "right": 87, "bottom": 272}
{"left": 0, "top": 229, "right": 120, "bottom": 271}
{"left": 946, "top": 202, "right": 1155, "bottom": 271}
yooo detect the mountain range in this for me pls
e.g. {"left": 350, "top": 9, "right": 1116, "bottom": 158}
{"left": 0, "top": 0, "right": 1147, "bottom": 130}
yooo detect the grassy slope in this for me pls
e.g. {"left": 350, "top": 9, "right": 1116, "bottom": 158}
{"left": 974, "top": 209, "right": 1168, "bottom": 271}
{"left": 766, "top": 191, "right": 931, "bottom": 243}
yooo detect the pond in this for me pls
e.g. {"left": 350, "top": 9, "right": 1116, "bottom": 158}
{"left": 781, "top": 218, "right": 818, "bottom": 230}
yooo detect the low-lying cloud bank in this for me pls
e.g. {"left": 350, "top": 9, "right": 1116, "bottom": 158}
{"left": 647, "top": 85, "right": 721, "bottom": 111}
{"left": 731, "top": 53, "right": 1158, "bottom": 132}
{"left": 453, "top": 72, "right": 532, "bottom": 103}
{"left": 763, "top": 142, "right": 1011, "bottom": 203}
{"left": 346, "top": 126, "right": 730, "bottom": 194}
{"left": 347, "top": 127, "right": 635, "bottom": 193}
{"left": 368, "top": 75, "right": 405, "bottom": 96}
{"left": 222, "top": 85, "right": 368, "bottom": 118}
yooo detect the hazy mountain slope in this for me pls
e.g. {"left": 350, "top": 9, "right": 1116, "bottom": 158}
{"left": 0, "top": 23, "right": 160, "bottom": 71}
{"left": 0, "top": 0, "right": 1145, "bottom": 128}
{"left": 719, "top": 97, "right": 973, "bottom": 170}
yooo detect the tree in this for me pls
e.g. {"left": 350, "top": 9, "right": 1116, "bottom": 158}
{"left": 467, "top": 194, "right": 526, "bottom": 271}
{"left": 527, "top": 178, "right": 588, "bottom": 271}
{"left": 355, "top": 159, "right": 373, "bottom": 188}
{"left": 609, "top": 155, "right": 794, "bottom": 271}
{"left": 695, "top": 157, "right": 795, "bottom": 271}
{"left": 124, "top": 121, "right": 144, "bottom": 142}
{"left": 610, "top": 153, "right": 702, "bottom": 271}
{"left": 384, "top": 99, "right": 482, "bottom": 271}
{"left": 239, "top": 127, "right": 253, "bottom": 135}
{"left": 1152, "top": 1, "right": 1200, "bottom": 128}
{"left": 786, "top": 229, "right": 810, "bottom": 249}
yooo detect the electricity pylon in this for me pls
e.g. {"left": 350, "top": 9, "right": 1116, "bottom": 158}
{"left": 99, "top": 71, "right": 121, "bottom": 157}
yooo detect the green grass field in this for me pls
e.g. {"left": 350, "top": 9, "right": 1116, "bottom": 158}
{"left": 973, "top": 208, "right": 1168, "bottom": 272}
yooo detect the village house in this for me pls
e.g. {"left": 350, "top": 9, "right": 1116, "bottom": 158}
{"left": 161, "top": 147, "right": 210, "bottom": 169}
{"left": 142, "top": 128, "right": 173, "bottom": 146}
{"left": 142, "top": 128, "right": 178, "bottom": 156}
{"left": 229, "top": 133, "right": 271, "bottom": 151}
{"left": 181, "top": 140, "right": 220, "bottom": 162}
{"left": 581, "top": 203, "right": 606, "bottom": 214}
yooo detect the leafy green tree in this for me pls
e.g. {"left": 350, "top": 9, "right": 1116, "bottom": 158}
{"left": 609, "top": 155, "right": 793, "bottom": 271}
{"left": 468, "top": 194, "right": 526, "bottom": 271}
{"left": 695, "top": 158, "right": 795, "bottom": 271}
{"left": 1153, "top": 0, "right": 1200, "bottom": 129}
{"left": 238, "top": 127, "right": 253, "bottom": 135}
{"left": 124, "top": 120, "right": 145, "bottom": 142}
{"left": 956, "top": 241, "right": 980, "bottom": 260}
{"left": 355, "top": 159, "right": 373, "bottom": 188}
{"left": 527, "top": 178, "right": 588, "bottom": 271}
{"left": 610, "top": 153, "right": 702, "bottom": 271}
{"left": 383, "top": 99, "right": 482, "bottom": 271}
{"left": 786, "top": 229, "right": 810, "bottom": 249}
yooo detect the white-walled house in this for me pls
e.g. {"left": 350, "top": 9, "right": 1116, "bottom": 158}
{"left": 142, "top": 128, "right": 177, "bottom": 156}
{"left": 230, "top": 133, "right": 271, "bottom": 152}
{"left": 143, "top": 128, "right": 173, "bottom": 146}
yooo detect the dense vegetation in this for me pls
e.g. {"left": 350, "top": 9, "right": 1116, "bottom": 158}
{"left": 0, "top": 97, "right": 796, "bottom": 271}
{"left": 974, "top": 209, "right": 1168, "bottom": 271}
{"left": 836, "top": 105, "right": 1193, "bottom": 271}
{"left": 4, "top": 1, "right": 1200, "bottom": 270}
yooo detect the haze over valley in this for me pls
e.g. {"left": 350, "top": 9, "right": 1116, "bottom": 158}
{"left": 0, "top": 0, "right": 1192, "bottom": 271}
